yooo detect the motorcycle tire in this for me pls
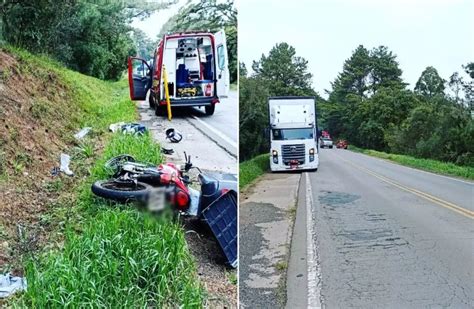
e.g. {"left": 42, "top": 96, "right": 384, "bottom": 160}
{"left": 91, "top": 180, "right": 152, "bottom": 203}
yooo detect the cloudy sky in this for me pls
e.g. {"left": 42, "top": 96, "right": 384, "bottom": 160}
{"left": 238, "top": 0, "right": 474, "bottom": 97}
{"left": 131, "top": 0, "right": 187, "bottom": 39}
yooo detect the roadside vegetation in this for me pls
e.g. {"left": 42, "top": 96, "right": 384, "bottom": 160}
{"left": 239, "top": 154, "right": 269, "bottom": 189}
{"left": 239, "top": 42, "right": 473, "bottom": 173}
{"left": 349, "top": 146, "right": 474, "bottom": 180}
{"left": 0, "top": 47, "right": 204, "bottom": 306}
{"left": 18, "top": 134, "right": 204, "bottom": 307}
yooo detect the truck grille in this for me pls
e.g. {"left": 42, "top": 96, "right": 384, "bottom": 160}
{"left": 281, "top": 144, "right": 305, "bottom": 165}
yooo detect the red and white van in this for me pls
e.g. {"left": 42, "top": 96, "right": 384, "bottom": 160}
{"left": 128, "top": 30, "right": 230, "bottom": 116}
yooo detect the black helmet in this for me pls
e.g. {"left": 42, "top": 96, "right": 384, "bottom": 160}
{"left": 165, "top": 128, "right": 183, "bottom": 143}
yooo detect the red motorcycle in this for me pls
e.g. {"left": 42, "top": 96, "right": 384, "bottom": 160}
{"left": 91, "top": 153, "right": 238, "bottom": 267}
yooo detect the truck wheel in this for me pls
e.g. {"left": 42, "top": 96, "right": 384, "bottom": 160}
{"left": 148, "top": 93, "right": 155, "bottom": 109}
{"left": 329, "top": 146, "right": 333, "bottom": 149}
{"left": 205, "top": 104, "right": 215, "bottom": 115}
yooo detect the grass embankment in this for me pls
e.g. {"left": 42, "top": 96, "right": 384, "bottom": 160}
{"left": 239, "top": 154, "right": 269, "bottom": 190}
{"left": 1, "top": 47, "right": 203, "bottom": 306}
{"left": 21, "top": 134, "right": 204, "bottom": 307}
{"left": 349, "top": 146, "right": 474, "bottom": 180}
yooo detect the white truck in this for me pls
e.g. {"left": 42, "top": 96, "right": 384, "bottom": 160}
{"left": 269, "top": 96, "right": 319, "bottom": 171}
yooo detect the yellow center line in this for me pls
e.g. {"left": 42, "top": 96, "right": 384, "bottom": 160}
{"left": 334, "top": 153, "right": 474, "bottom": 220}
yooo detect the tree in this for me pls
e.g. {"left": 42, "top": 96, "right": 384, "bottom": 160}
{"left": 329, "top": 45, "right": 371, "bottom": 102}
{"left": 462, "top": 63, "right": 474, "bottom": 109}
{"left": 251, "top": 42, "right": 313, "bottom": 96}
{"left": 368, "top": 46, "right": 405, "bottom": 93}
{"left": 448, "top": 72, "right": 464, "bottom": 104}
{"left": 414, "top": 66, "right": 445, "bottom": 97}
{"left": 130, "top": 28, "right": 155, "bottom": 59}
{"left": 239, "top": 76, "right": 270, "bottom": 161}
{"left": 239, "top": 62, "right": 248, "bottom": 77}
{"left": 0, "top": 0, "right": 173, "bottom": 80}
{"left": 329, "top": 45, "right": 405, "bottom": 104}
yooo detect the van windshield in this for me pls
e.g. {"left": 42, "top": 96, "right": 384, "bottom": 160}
{"left": 272, "top": 128, "right": 313, "bottom": 140}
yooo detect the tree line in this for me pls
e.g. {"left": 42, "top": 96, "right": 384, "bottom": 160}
{"left": 0, "top": 0, "right": 237, "bottom": 82}
{"left": 239, "top": 43, "right": 473, "bottom": 166}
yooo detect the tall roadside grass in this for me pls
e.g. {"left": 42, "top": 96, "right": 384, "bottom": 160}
{"left": 239, "top": 154, "right": 269, "bottom": 190}
{"left": 17, "top": 133, "right": 204, "bottom": 308}
{"left": 3, "top": 46, "right": 204, "bottom": 307}
{"left": 349, "top": 146, "right": 474, "bottom": 180}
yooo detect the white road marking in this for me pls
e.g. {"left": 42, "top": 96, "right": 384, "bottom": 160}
{"left": 305, "top": 172, "right": 321, "bottom": 309}
{"left": 190, "top": 115, "right": 237, "bottom": 148}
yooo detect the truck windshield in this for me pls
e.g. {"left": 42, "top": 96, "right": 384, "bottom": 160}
{"left": 272, "top": 128, "right": 313, "bottom": 140}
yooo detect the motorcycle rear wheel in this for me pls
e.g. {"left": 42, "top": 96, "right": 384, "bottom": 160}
{"left": 91, "top": 180, "right": 152, "bottom": 203}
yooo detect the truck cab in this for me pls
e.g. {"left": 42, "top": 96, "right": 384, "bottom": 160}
{"left": 269, "top": 96, "right": 319, "bottom": 171}
{"left": 127, "top": 30, "right": 230, "bottom": 116}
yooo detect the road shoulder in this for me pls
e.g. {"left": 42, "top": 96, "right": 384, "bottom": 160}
{"left": 239, "top": 172, "right": 300, "bottom": 308}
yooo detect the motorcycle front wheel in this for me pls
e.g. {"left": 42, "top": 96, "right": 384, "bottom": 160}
{"left": 91, "top": 180, "right": 152, "bottom": 203}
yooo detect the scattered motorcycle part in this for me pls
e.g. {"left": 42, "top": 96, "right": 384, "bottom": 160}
{"left": 201, "top": 190, "right": 238, "bottom": 268}
{"left": 105, "top": 155, "right": 136, "bottom": 174}
{"left": 165, "top": 128, "right": 183, "bottom": 143}
{"left": 161, "top": 147, "right": 174, "bottom": 155}
{"left": 91, "top": 180, "right": 152, "bottom": 202}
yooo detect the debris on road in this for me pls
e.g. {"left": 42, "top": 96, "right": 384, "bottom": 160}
{"left": 165, "top": 128, "right": 183, "bottom": 143}
{"left": 161, "top": 147, "right": 174, "bottom": 155}
{"left": 0, "top": 274, "right": 27, "bottom": 298}
{"left": 73, "top": 127, "right": 92, "bottom": 140}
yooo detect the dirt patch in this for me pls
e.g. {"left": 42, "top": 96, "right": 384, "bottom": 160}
{"left": 0, "top": 50, "right": 84, "bottom": 273}
{"left": 184, "top": 218, "right": 237, "bottom": 308}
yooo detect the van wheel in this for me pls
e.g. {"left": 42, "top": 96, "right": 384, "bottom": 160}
{"left": 148, "top": 94, "right": 155, "bottom": 109}
{"left": 205, "top": 105, "right": 215, "bottom": 115}
{"left": 155, "top": 106, "right": 166, "bottom": 116}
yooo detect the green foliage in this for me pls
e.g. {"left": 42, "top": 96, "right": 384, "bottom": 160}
{"left": 349, "top": 146, "right": 474, "bottom": 180}
{"left": 415, "top": 66, "right": 446, "bottom": 97}
{"left": 157, "top": 0, "right": 237, "bottom": 83}
{"left": 324, "top": 45, "right": 473, "bottom": 167}
{"left": 21, "top": 209, "right": 203, "bottom": 308}
{"left": 3, "top": 47, "right": 203, "bottom": 307}
{"left": 130, "top": 28, "right": 155, "bottom": 60}
{"left": 251, "top": 42, "right": 314, "bottom": 96}
{"left": 329, "top": 45, "right": 406, "bottom": 103}
{"left": 239, "top": 43, "right": 318, "bottom": 161}
{"left": 0, "top": 1, "right": 172, "bottom": 80}
{"left": 239, "top": 154, "right": 269, "bottom": 189}
{"left": 239, "top": 76, "right": 270, "bottom": 161}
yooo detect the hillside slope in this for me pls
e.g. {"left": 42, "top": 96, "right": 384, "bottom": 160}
{"left": 0, "top": 47, "right": 204, "bottom": 307}
{"left": 0, "top": 46, "right": 135, "bottom": 268}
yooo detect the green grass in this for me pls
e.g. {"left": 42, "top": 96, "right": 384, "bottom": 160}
{"left": 230, "top": 83, "right": 238, "bottom": 91}
{"left": 349, "top": 146, "right": 474, "bottom": 180}
{"left": 3, "top": 47, "right": 204, "bottom": 307}
{"left": 239, "top": 153, "right": 269, "bottom": 190}
{"left": 17, "top": 133, "right": 204, "bottom": 309}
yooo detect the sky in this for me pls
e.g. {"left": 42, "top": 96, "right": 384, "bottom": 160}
{"left": 131, "top": 0, "right": 187, "bottom": 39}
{"left": 238, "top": 0, "right": 474, "bottom": 98}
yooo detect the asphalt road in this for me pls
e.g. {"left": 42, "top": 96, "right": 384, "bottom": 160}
{"left": 305, "top": 149, "right": 474, "bottom": 308}
{"left": 188, "top": 90, "right": 238, "bottom": 155}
